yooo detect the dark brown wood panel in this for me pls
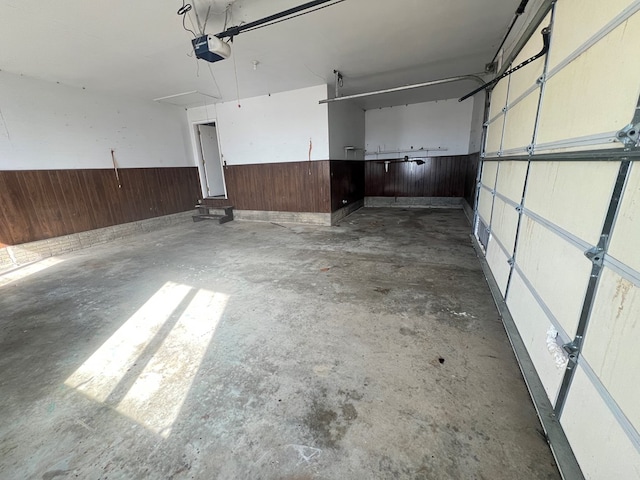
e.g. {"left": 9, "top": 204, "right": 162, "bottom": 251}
{"left": 364, "top": 155, "right": 475, "bottom": 198}
{"left": 0, "top": 167, "right": 201, "bottom": 246}
{"left": 464, "top": 153, "right": 480, "bottom": 208}
{"left": 223, "top": 161, "right": 331, "bottom": 213}
{"left": 330, "top": 161, "right": 364, "bottom": 212}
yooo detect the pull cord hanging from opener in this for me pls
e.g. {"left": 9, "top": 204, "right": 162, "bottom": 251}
{"left": 459, "top": 27, "right": 551, "bottom": 102}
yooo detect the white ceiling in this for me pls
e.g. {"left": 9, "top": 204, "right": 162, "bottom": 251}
{"left": 0, "top": 0, "right": 520, "bottom": 108}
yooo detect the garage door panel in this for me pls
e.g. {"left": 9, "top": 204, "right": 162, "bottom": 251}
{"left": 561, "top": 365, "right": 640, "bottom": 480}
{"left": 507, "top": 271, "right": 566, "bottom": 403}
{"left": 491, "top": 197, "right": 518, "bottom": 255}
{"left": 502, "top": 94, "right": 538, "bottom": 153}
{"left": 477, "top": 187, "right": 493, "bottom": 226}
{"left": 489, "top": 77, "right": 509, "bottom": 120}
{"left": 582, "top": 268, "right": 640, "bottom": 431}
{"left": 608, "top": 163, "right": 640, "bottom": 272}
{"left": 525, "top": 161, "right": 619, "bottom": 245}
{"left": 480, "top": 161, "right": 498, "bottom": 188}
{"left": 548, "top": 0, "right": 636, "bottom": 70}
{"left": 495, "top": 161, "right": 527, "bottom": 203}
{"left": 516, "top": 216, "right": 590, "bottom": 336}
{"left": 537, "top": 14, "right": 640, "bottom": 146}
{"left": 485, "top": 117, "right": 504, "bottom": 155}
{"left": 486, "top": 238, "right": 511, "bottom": 296}
{"left": 485, "top": 77, "right": 510, "bottom": 155}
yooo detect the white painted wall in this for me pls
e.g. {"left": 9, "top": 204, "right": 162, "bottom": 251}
{"left": 364, "top": 98, "right": 474, "bottom": 159}
{"left": 327, "top": 93, "right": 365, "bottom": 160}
{"left": 187, "top": 85, "right": 329, "bottom": 167}
{"left": 0, "top": 71, "right": 191, "bottom": 170}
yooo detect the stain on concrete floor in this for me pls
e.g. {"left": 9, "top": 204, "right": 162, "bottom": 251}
{"left": 0, "top": 208, "right": 560, "bottom": 479}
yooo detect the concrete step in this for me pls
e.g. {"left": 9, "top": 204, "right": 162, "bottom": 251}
{"left": 200, "top": 197, "right": 232, "bottom": 207}
{"left": 193, "top": 205, "right": 234, "bottom": 224}
{"left": 192, "top": 214, "right": 233, "bottom": 224}
{"left": 195, "top": 205, "right": 234, "bottom": 217}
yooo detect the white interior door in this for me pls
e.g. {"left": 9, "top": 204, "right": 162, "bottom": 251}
{"left": 197, "top": 124, "right": 225, "bottom": 197}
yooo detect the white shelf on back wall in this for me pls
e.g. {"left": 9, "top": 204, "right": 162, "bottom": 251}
{"left": 364, "top": 147, "right": 448, "bottom": 160}
{"left": 344, "top": 146, "right": 365, "bottom": 159}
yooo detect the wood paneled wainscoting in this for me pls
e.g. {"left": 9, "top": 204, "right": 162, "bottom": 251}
{"left": 364, "top": 154, "right": 480, "bottom": 212}
{"left": 223, "top": 161, "right": 331, "bottom": 213}
{"left": 463, "top": 152, "right": 480, "bottom": 208}
{"left": 221, "top": 160, "right": 365, "bottom": 225}
{"left": 330, "top": 160, "right": 365, "bottom": 212}
{"left": 0, "top": 167, "right": 201, "bottom": 246}
{"left": 364, "top": 155, "right": 476, "bottom": 197}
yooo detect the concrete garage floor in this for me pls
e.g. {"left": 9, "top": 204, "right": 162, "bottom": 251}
{"left": 0, "top": 208, "right": 560, "bottom": 479}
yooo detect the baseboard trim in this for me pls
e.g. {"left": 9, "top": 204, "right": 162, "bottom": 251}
{"left": 233, "top": 210, "right": 331, "bottom": 226}
{"left": 364, "top": 196, "right": 463, "bottom": 208}
{"left": 0, "top": 211, "right": 193, "bottom": 272}
{"left": 462, "top": 200, "right": 474, "bottom": 225}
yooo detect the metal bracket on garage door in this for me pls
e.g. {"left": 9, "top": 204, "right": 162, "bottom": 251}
{"left": 584, "top": 245, "right": 605, "bottom": 267}
{"left": 561, "top": 335, "right": 582, "bottom": 373}
{"left": 616, "top": 94, "right": 640, "bottom": 150}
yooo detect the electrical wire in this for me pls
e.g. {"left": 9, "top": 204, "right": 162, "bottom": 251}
{"left": 206, "top": 62, "right": 223, "bottom": 99}
{"left": 240, "top": 0, "right": 347, "bottom": 34}
{"left": 179, "top": 0, "right": 236, "bottom": 37}
{"left": 232, "top": 47, "right": 241, "bottom": 107}
{"left": 177, "top": 1, "right": 197, "bottom": 37}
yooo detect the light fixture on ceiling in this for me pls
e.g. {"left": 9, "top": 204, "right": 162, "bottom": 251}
{"left": 153, "top": 91, "right": 220, "bottom": 107}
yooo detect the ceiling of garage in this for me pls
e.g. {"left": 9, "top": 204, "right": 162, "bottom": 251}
{"left": 0, "top": 0, "right": 521, "bottom": 108}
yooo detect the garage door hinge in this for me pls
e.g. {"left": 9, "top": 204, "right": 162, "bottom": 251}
{"left": 616, "top": 123, "right": 640, "bottom": 149}
{"left": 507, "top": 257, "right": 515, "bottom": 266}
{"left": 515, "top": 204, "right": 523, "bottom": 213}
{"left": 584, "top": 246, "right": 605, "bottom": 267}
{"left": 562, "top": 335, "right": 583, "bottom": 369}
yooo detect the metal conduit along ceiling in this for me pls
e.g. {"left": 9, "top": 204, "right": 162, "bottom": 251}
{"left": 0, "top": 0, "right": 523, "bottom": 107}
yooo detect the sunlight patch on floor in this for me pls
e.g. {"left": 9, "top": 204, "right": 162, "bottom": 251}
{"left": 65, "top": 281, "right": 193, "bottom": 402}
{"left": 64, "top": 281, "right": 228, "bottom": 437}
{"left": 117, "top": 289, "right": 228, "bottom": 437}
{"left": 0, "top": 257, "right": 64, "bottom": 287}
